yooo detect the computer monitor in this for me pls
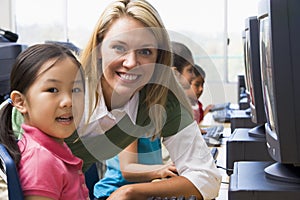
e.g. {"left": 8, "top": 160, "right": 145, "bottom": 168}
{"left": 243, "top": 16, "right": 267, "bottom": 138}
{"left": 237, "top": 74, "right": 250, "bottom": 110}
{"left": 242, "top": 31, "right": 250, "bottom": 94}
{"left": 0, "top": 43, "right": 26, "bottom": 102}
{"left": 258, "top": 0, "right": 300, "bottom": 183}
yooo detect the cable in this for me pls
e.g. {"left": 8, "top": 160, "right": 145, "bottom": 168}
{"left": 216, "top": 165, "right": 233, "bottom": 172}
{"left": 216, "top": 165, "right": 231, "bottom": 185}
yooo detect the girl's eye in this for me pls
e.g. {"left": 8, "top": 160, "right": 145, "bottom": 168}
{"left": 47, "top": 88, "right": 58, "bottom": 93}
{"left": 137, "top": 48, "right": 152, "bottom": 56}
{"left": 72, "top": 87, "right": 83, "bottom": 93}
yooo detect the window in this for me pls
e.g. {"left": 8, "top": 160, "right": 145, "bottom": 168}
{"left": 227, "top": 0, "right": 260, "bottom": 82}
{"left": 13, "top": 0, "right": 259, "bottom": 83}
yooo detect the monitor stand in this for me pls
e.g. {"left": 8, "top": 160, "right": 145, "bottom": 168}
{"left": 230, "top": 110, "right": 256, "bottom": 133}
{"left": 248, "top": 124, "right": 265, "bottom": 138}
{"left": 264, "top": 162, "right": 300, "bottom": 184}
{"left": 226, "top": 128, "right": 273, "bottom": 175}
{"left": 229, "top": 161, "right": 300, "bottom": 200}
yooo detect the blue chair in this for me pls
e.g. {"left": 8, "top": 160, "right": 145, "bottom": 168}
{"left": 85, "top": 162, "right": 100, "bottom": 200}
{"left": 0, "top": 143, "right": 23, "bottom": 200}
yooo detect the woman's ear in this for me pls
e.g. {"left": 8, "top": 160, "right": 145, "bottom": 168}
{"left": 10, "top": 91, "right": 27, "bottom": 114}
{"left": 97, "top": 44, "right": 102, "bottom": 59}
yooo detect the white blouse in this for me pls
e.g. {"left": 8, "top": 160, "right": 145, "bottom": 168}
{"left": 78, "top": 85, "right": 222, "bottom": 199}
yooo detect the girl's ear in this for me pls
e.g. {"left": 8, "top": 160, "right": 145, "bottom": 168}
{"left": 10, "top": 91, "right": 27, "bottom": 114}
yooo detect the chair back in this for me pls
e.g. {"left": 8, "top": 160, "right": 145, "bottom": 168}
{"left": 0, "top": 143, "right": 23, "bottom": 200}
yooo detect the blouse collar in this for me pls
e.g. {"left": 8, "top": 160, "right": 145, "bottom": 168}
{"left": 86, "top": 83, "right": 139, "bottom": 125}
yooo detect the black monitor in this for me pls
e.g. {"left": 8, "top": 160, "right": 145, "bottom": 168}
{"left": 243, "top": 16, "right": 267, "bottom": 138}
{"left": 0, "top": 43, "right": 26, "bottom": 103}
{"left": 237, "top": 74, "right": 250, "bottom": 110}
{"left": 242, "top": 30, "right": 249, "bottom": 94}
{"left": 258, "top": 0, "right": 300, "bottom": 183}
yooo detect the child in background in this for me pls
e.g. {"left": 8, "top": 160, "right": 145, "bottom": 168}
{"left": 171, "top": 41, "right": 210, "bottom": 124}
{"left": 190, "top": 64, "right": 214, "bottom": 123}
{"left": 0, "top": 44, "right": 88, "bottom": 200}
{"left": 171, "top": 41, "right": 196, "bottom": 90}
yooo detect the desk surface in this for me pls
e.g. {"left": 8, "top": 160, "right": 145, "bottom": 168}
{"left": 200, "top": 112, "right": 231, "bottom": 129}
{"left": 229, "top": 161, "right": 300, "bottom": 200}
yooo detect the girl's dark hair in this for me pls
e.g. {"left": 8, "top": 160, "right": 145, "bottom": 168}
{"left": 0, "top": 43, "right": 83, "bottom": 166}
{"left": 194, "top": 64, "right": 206, "bottom": 79}
{"left": 171, "top": 41, "right": 194, "bottom": 73}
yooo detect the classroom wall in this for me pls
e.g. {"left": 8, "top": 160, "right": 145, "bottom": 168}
{"left": 201, "top": 82, "right": 237, "bottom": 106}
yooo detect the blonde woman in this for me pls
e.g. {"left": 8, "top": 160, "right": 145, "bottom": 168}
{"left": 78, "top": 0, "right": 221, "bottom": 199}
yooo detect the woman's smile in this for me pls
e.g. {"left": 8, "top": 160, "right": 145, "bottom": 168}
{"left": 117, "top": 71, "right": 140, "bottom": 82}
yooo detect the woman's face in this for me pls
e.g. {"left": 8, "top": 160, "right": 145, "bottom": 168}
{"left": 100, "top": 17, "right": 158, "bottom": 105}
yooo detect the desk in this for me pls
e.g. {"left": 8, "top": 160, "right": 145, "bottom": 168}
{"left": 200, "top": 113, "right": 231, "bottom": 200}
{"left": 229, "top": 161, "right": 300, "bottom": 200}
{"left": 200, "top": 112, "right": 231, "bottom": 129}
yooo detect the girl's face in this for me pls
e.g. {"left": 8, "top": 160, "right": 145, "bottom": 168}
{"left": 191, "top": 75, "right": 204, "bottom": 99}
{"left": 100, "top": 17, "right": 158, "bottom": 107}
{"left": 20, "top": 58, "right": 84, "bottom": 143}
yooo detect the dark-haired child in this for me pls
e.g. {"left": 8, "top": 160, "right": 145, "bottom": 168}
{"left": 0, "top": 44, "right": 88, "bottom": 199}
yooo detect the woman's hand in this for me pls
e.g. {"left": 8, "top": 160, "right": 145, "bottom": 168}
{"left": 155, "top": 162, "right": 178, "bottom": 179}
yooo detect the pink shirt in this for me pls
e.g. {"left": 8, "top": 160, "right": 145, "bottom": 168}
{"left": 18, "top": 124, "right": 89, "bottom": 200}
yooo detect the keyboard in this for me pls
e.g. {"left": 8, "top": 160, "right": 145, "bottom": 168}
{"left": 210, "top": 147, "right": 219, "bottom": 161}
{"left": 210, "top": 102, "right": 230, "bottom": 112}
{"left": 147, "top": 195, "right": 197, "bottom": 200}
{"left": 212, "top": 108, "right": 232, "bottom": 123}
{"left": 202, "top": 125, "right": 224, "bottom": 146}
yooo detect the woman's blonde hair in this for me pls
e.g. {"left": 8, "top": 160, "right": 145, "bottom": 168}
{"left": 80, "top": 0, "right": 192, "bottom": 136}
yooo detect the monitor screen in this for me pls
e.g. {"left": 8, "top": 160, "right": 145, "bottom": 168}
{"left": 0, "top": 43, "right": 26, "bottom": 102}
{"left": 258, "top": 0, "right": 300, "bottom": 183}
{"left": 243, "top": 16, "right": 267, "bottom": 137}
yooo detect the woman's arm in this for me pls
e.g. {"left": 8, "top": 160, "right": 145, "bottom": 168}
{"left": 107, "top": 176, "right": 202, "bottom": 200}
{"left": 119, "top": 140, "right": 178, "bottom": 182}
{"left": 163, "top": 121, "right": 222, "bottom": 199}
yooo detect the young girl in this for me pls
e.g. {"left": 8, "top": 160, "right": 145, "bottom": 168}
{"left": 0, "top": 44, "right": 89, "bottom": 200}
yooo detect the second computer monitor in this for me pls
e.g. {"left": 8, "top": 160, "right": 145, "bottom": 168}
{"left": 243, "top": 16, "right": 267, "bottom": 137}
